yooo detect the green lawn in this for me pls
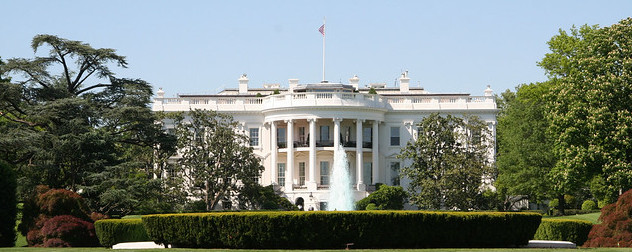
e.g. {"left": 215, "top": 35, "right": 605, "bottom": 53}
{"left": 545, "top": 212, "right": 601, "bottom": 224}
{"left": 3, "top": 248, "right": 632, "bottom": 252}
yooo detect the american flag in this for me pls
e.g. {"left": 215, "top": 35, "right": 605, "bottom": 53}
{"left": 318, "top": 24, "right": 325, "bottom": 36}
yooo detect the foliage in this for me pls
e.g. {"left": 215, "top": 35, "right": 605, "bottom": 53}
{"left": 543, "top": 18, "right": 632, "bottom": 207}
{"left": 142, "top": 211, "right": 541, "bottom": 249}
{"left": 0, "top": 161, "right": 17, "bottom": 247}
{"left": 398, "top": 112, "right": 494, "bottom": 210}
{"left": 172, "top": 109, "right": 264, "bottom": 211}
{"left": 368, "top": 87, "right": 377, "bottom": 94}
{"left": 94, "top": 219, "right": 149, "bottom": 247}
{"left": 533, "top": 219, "right": 593, "bottom": 246}
{"left": 355, "top": 185, "right": 407, "bottom": 210}
{"left": 19, "top": 186, "right": 99, "bottom": 247}
{"left": 0, "top": 35, "right": 177, "bottom": 215}
{"left": 585, "top": 189, "right": 632, "bottom": 247}
{"left": 495, "top": 83, "right": 556, "bottom": 205}
{"left": 37, "top": 215, "right": 98, "bottom": 247}
{"left": 582, "top": 200, "right": 598, "bottom": 211}
{"left": 238, "top": 184, "right": 298, "bottom": 210}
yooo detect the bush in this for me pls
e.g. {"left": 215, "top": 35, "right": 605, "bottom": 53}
{"left": 38, "top": 215, "right": 98, "bottom": 247}
{"left": 585, "top": 189, "right": 632, "bottom": 247}
{"left": 581, "top": 200, "right": 597, "bottom": 211}
{"left": 355, "top": 185, "right": 407, "bottom": 210}
{"left": 0, "top": 161, "right": 17, "bottom": 247}
{"left": 95, "top": 219, "right": 149, "bottom": 247}
{"left": 533, "top": 219, "right": 593, "bottom": 246}
{"left": 142, "top": 211, "right": 541, "bottom": 249}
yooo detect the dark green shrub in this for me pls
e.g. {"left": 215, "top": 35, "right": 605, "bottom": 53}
{"left": 0, "top": 160, "right": 17, "bottom": 247}
{"left": 355, "top": 185, "right": 407, "bottom": 210}
{"left": 365, "top": 203, "right": 378, "bottom": 210}
{"left": 143, "top": 211, "right": 541, "bottom": 249}
{"left": 95, "top": 219, "right": 149, "bottom": 247}
{"left": 581, "top": 200, "right": 597, "bottom": 211}
{"left": 533, "top": 219, "right": 592, "bottom": 246}
{"left": 39, "top": 215, "right": 98, "bottom": 247}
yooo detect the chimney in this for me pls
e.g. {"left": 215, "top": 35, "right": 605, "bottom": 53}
{"left": 484, "top": 85, "right": 493, "bottom": 96}
{"left": 289, "top": 79, "right": 299, "bottom": 92}
{"left": 238, "top": 74, "right": 249, "bottom": 94}
{"left": 349, "top": 75, "right": 360, "bottom": 90}
{"left": 399, "top": 71, "right": 410, "bottom": 93}
{"left": 156, "top": 87, "right": 165, "bottom": 98}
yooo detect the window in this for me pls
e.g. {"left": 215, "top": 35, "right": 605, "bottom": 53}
{"left": 319, "top": 202, "right": 328, "bottom": 211}
{"left": 363, "top": 162, "right": 372, "bottom": 185}
{"left": 298, "top": 127, "right": 306, "bottom": 142}
{"left": 363, "top": 127, "right": 372, "bottom": 147}
{"left": 277, "top": 128, "right": 286, "bottom": 148}
{"left": 278, "top": 163, "right": 286, "bottom": 185}
{"left": 390, "top": 162, "right": 400, "bottom": 186}
{"left": 249, "top": 128, "right": 259, "bottom": 146}
{"left": 472, "top": 128, "right": 482, "bottom": 145}
{"left": 320, "top": 161, "right": 330, "bottom": 185}
{"left": 390, "top": 127, "right": 400, "bottom": 146}
{"left": 320, "top": 126, "right": 330, "bottom": 141}
{"left": 299, "top": 162, "right": 306, "bottom": 186}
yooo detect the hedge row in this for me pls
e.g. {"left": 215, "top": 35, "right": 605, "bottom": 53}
{"left": 533, "top": 219, "right": 593, "bottom": 246}
{"left": 94, "top": 219, "right": 149, "bottom": 247}
{"left": 142, "top": 211, "right": 541, "bottom": 249}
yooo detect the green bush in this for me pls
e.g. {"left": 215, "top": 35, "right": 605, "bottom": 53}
{"left": 534, "top": 219, "right": 592, "bottom": 246}
{"left": 581, "top": 200, "right": 597, "bottom": 211}
{"left": 143, "top": 211, "right": 541, "bottom": 249}
{"left": 94, "top": 219, "right": 149, "bottom": 247}
{"left": 0, "top": 160, "right": 17, "bottom": 247}
{"left": 355, "top": 185, "right": 407, "bottom": 210}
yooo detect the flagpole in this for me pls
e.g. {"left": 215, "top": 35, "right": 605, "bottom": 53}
{"left": 322, "top": 17, "right": 326, "bottom": 82}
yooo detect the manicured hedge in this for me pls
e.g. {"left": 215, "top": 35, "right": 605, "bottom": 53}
{"left": 533, "top": 219, "right": 592, "bottom": 246}
{"left": 142, "top": 211, "right": 541, "bottom": 249}
{"left": 94, "top": 219, "right": 149, "bottom": 247}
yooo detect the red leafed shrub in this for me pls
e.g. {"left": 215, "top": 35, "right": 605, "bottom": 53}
{"left": 43, "top": 238, "right": 70, "bottom": 247}
{"left": 585, "top": 189, "right": 632, "bottom": 247}
{"left": 38, "top": 189, "right": 90, "bottom": 219}
{"left": 39, "top": 215, "right": 98, "bottom": 247}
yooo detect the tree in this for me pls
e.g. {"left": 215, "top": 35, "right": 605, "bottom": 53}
{"left": 543, "top": 18, "right": 632, "bottom": 207}
{"left": 355, "top": 184, "right": 407, "bottom": 210}
{"left": 398, "top": 112, "right": 493, "bottom": 210}
{"left": 173, "top": 109, "right": 264, "bottom": 211}
{"left": 495, "top": 83, "right": 557, "bottom": 208}
{"left": 0, "top": 35, "right": 175, "bottom": 215}
{"left": 0, "top": 161, "right": 17, "bottom": 247}
{"left": 238, "top": 184, "right": 299, "bottom": 210}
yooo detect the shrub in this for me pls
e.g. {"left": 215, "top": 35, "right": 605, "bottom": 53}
{"left": 39, "top": 215, "right": 98, "bottom": 247}
{"left": 585, "top": 189, "right": 632, "bottom": 247}
{"left": 0, "top": 160, "right": 17, "bottom": 247}
{"left": 38, "top": 189, "right": 90, "bottom": 219}
{"left": 143, "top": 211, "right": 541, "bottom": 249}
{"left": 355, "top": 185, "right": 407, "bottom": 210}
{"left": 582, "top": 200, "right": 597, "bottom": 211}
{"left": 95, "top": 219, "right": 149, "bottom": 247}
{"left": 533, "top": 219, "right": 592, "bottom": 246}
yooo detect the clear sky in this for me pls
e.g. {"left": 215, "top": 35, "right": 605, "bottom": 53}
{"left": 2, "top": 0, "right": 631, "bottom": 97}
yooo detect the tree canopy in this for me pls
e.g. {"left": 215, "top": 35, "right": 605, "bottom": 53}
{"left": 172, "top": 109, "right": 264, "bottom": 211}
{"left": 0, "top": 35, "right": 177, "bottom": 215}
{"left": 398, "top": 113, "right": 494, "bottom": 210}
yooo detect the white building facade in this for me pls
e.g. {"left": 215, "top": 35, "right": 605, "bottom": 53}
{"left": 152, "top": 72, "right": 497, "bottom": 211}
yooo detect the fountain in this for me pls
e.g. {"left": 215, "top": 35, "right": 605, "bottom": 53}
{"left": 328, "top": 145, "right": 354, "bottom": 211}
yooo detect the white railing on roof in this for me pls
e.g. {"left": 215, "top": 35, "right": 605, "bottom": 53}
{"left": 153, "top": 93, "right": 495, "bottom": 112}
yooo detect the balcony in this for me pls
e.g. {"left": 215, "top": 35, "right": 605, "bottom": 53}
{"left": 262, "top": 92, "right": 386, "bottom": 111}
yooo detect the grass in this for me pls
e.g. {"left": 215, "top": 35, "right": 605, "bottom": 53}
{"left": 3, "top": 248, "right": 632, "bottom": 252}
{"left": 544, "top": 212, "right": 601, "bottom": 224}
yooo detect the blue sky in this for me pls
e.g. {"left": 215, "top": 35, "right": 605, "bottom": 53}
{"left": 2, "top": 0, "right": 631, "bottom": 97}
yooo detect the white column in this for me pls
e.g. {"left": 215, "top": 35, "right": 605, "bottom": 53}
{"left": 308, "top": 118, "right": 317, "bottom": 188}
{"left": 286, "top": 119, "right": 294, "bottom": 191}
{"left": 333, "top": 118, "right": 341, "bottom": 149}
{"left": 356, "top": 119, "right": 364, "bottom": 190}
{"left": 372, "top": 121, "right": 379, "bottom": 184}
{"left": 271, "top": 121, "right": 277, "bottom": 185}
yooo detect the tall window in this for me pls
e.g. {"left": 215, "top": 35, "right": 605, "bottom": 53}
{"left": 298, "top": 127, "right": 306, "bottom": 143}
{"left": 249, "top": 128, "right": 259, "bottom": 146}
{"left": 390, "top": 162, "right": 401, "bottom": 186}
{"left": 363, "top": 162, "right": 372, "bottom": 185}
{"left": 299, "top": 162, "right": 306, "bottom": 186}
{"left": 277, "top": 128, "right": 286, "bottom": 148}
{"left": 320, "top": 161, "right": 330, "bottom": 185}
{"left": 320, "top": 126, "right": 330, "bottom": 141}
{"left": 390, "top": 126, "right": 400, "bottom": 146}
{"left": 277, "top": 163, "right": 286, "bottom": 185}
{"left": 472, "top": 128, "right": 482, "bottom": 145}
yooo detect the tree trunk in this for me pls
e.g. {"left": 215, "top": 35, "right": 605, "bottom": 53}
{"left": 557, "top": 194, "right": 565, "bottom": 215}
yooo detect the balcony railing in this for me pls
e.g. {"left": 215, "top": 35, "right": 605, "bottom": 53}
{"left": 278, "top": 140, "right": 372, "bottom": 149}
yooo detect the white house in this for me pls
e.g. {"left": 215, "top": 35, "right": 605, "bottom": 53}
{"left": 152, "top": 72, "right": 497, "bottom": 211}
